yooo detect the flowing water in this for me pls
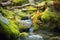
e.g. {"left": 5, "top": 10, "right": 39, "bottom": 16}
{"left": 29, "top": 27, "right": 34, "bottom": 34}
{"left": 19, "top": 13, "right": 44, "bottom": 40}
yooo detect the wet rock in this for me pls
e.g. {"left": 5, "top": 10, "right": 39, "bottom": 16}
{"left": 27, "top": 35, "right": 44, "bottom": 40}
{"left": 19, "top": 19, "right": 32, "bottom": 28}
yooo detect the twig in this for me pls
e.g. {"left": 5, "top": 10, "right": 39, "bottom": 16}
{"left": 0, "top": 1, "right": 13, "bottom": 6}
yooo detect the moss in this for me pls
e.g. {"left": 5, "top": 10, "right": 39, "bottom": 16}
{"left": 19, "top": 32, "right": 28, "bottom": 40}
{"left": 32, "top": 8, "right": 60, "bottom": 31}
{"left": 34, "top": 23, "right": 40, "bottom": 31}
{"left": 20, "top": 32, "right": 28, "bottom": 37}
{"left": 41, "top": 8, "right": 57, "bottom": 23}
{"left": 13, "top": 0, "right": 28, "bottom": 6}
{"left": 19, "top": 25, "right": 27, "bottom": 31}
{"left": 19, "top": 12, "right": 28, "bottom": 20}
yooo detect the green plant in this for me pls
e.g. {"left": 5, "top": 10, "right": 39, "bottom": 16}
{"left": 0, "top": 14, "right": 20, "bottom": 40}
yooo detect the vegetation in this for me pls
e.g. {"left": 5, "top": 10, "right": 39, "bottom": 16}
{"left": 0, "top": 0, "right": 60, "bottom": 40}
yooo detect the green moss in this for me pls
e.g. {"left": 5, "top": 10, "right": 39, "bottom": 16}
{"left": 13, "top": 0, "right": 28, "bottom": 5}
{"left": 19, "top": 32, "right": 28, "bottom": 40}
{"left": 41, "top": 8, "right": 58, "bottom": 23}
{"left": 34, "top": 23, "right": 40, "bottom": 31}
{"left": 20, "top": 32, "right": 28, "bottom": 37}
{"left": 19, "top": 24, "right": 27, "bottom": 31}
{"left": 20, "top": 14, "right": 28, "bottom": 20}
{"left": 32, "top": 8, "right": 59, "bottom": 30}
{"left": 0, "top": 14, "right": 20, "bottom": 40}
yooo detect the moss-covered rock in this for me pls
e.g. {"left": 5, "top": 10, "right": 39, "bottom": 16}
{"left": 20, "top": 32, "right": 28, "bottom": 37}
{"left": 32, "top": 7, "right": 60, "bottom": 31}
{"left": 13, "top": 0, "right": 28, "bottom": 5}
{"left": 19, "top": 32, "right": 28, "bottom": 40}
{"left": 41, "top": 8, "right": 58, "bottom": 23}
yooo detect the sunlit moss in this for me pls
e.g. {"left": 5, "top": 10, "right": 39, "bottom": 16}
{"left": 13, "top": 0, "right": 28, "bottom": 5}
{"left": 26, "top": 6, "right": 37, "bottom": 11}
{"left": 20, "top": 32, "right": 28, "bottom": 37}
{"left": 41, "top": 8, "right": 58, "bottom": 23}
{"left": 18, "top": 24, "right": 27, "bottom": 31}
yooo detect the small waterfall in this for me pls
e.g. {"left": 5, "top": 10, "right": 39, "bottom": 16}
{"left": 29, "top": 27, "right": 34, "bottom": 34}
{"left": 27, "top": 13, "right": 44, "bottom": 40}
{"left": 19, "top": 13, "right": 44, "bottom": 40}
{"left": 27, "top": 13, "right": 34, "bottom": 34}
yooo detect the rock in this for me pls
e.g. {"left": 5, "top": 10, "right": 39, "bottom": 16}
{"left": 27, "top": 35, "right": 44, "bottom": 40}
{"left": 19, "top": 19, "right": 32, "bottom": 28}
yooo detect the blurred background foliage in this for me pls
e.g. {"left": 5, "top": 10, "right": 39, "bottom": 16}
{"left": 0, "top": 0, "right": 60, "bottom": 40}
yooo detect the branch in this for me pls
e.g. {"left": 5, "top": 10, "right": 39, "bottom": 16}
{"left": 1, "top": 1, "right": 60, "bottom": 11}
{"left": 0, "top": 1, "right": 13, "bottom": 6}
{"left": 10, "top": 1, "right": 54, "bottom": 9}
{"left": 9, "top": 4, "right": 36, "bottom": 9}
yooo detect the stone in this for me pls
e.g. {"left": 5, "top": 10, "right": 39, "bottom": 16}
{"left": 27, "top": 35, "right": 44, "bottom": 40}
{"left": 19, "top": 19, "right": 32, "bottom": 28}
